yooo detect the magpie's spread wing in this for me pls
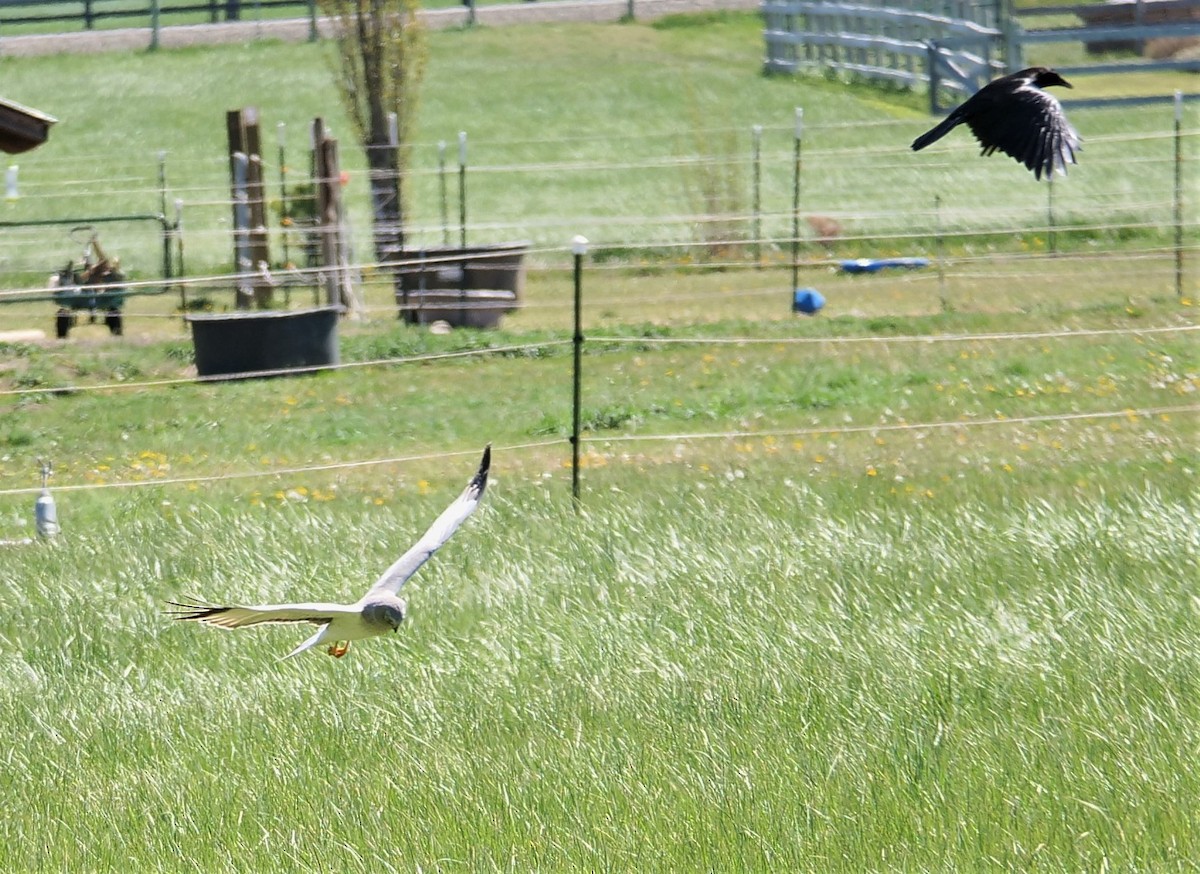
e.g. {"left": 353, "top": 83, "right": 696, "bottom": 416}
{"left": 966, "top": 84, "right": 1080, "bottom": 179}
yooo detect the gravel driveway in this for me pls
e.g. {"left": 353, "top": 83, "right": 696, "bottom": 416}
{"left": 1, "top": 0, "right": 760, "bottom": 56}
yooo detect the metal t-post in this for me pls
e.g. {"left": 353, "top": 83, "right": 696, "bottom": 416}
{"left": 791, "top": 108, "right": 803, "bottom": 297}
{"left": 1174, "top": 91, "right": 1184, "bottom": 300}
{"left": 571, "top": 235, "right": 588, "bottom": 508}
{"left": 458, "top": 131, "right": 468, "bottom": 248}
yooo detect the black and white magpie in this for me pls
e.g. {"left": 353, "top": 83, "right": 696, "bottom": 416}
{"left": 912, "top": 67, "right": 1081, "bottom": 180}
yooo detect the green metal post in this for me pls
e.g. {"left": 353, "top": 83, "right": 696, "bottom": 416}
{"left": 438, "top": 141, "right": 449, "bottom": 246}
{"left": 790, "top": 108, "right": 803, "bottom": 296}
{"left": 458, "top": 131, "right": 468, "bottom": 248}
{"left": 1047, "top": 174, "right": 1056, "bottom": 256}
{"left": 571, "top": 235, "right": 588, "bottom": 508}
{"left": 752, "top": 124, "right": 762, "bottom": 269}
{"left": 1174, "top": 91, "right": 1184, "bottom": 300}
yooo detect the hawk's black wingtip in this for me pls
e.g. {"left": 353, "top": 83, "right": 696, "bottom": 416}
{"left": 163, "top": 598, "right": 221, "bottom": 621}
{"left": 473, "top": 444, "right": 491, "bottom": 494}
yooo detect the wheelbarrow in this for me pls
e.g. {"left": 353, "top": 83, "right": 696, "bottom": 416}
{"left": 51, "top": 226, "right": 127, "bottom": 339}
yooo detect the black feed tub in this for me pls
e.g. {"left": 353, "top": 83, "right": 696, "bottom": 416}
{"left": 187, "top": 306, "right": 340, "bottom": 378}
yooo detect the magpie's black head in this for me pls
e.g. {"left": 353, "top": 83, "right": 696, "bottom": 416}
{"left": 1031, "top": 68, "right": 1072, "bottom": 90}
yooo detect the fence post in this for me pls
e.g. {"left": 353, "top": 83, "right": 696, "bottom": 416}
{"left": 307, "top": 0, "right": 317, "bottom": 41}
{"left": 1047, "top": 174, "right": 1056, "bottom": 255}
{"left": 571, "top": 235, "right": 588, "bottom": 508}
{"left": 457, "top": 131, "right": 467, "bottom": 248}
{"left": 752, "top": 124, "right": 762, "bottom": 269}
{"left": 150, "top": 0, "right": 161, "bottom": 51}
{"left": 438, "top": 141, "right": 449, "bottom": 246}
{"left": 158, "top": 151, "right": 171, "bottom": 281}
{"left": 174, "top": 198, "right": 186, "bottom": 320}
{"left": 790, "top": 108, "right": 803, "bottom": 296}
{"left": 925, "top": 41, "right": 939, "bottom": 114}
{"left": 277, "top": 123, "right": 291, "bottom": 270}
{"left": 935, "top": 193, "right": 948, "bottom": 312}
{"left": 1174, "top": 90, "right": 1184, "bottom": 300}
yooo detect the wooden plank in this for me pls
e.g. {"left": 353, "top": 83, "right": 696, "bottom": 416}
{"left": 1021, "top": 21, "right": 1200, "bottom": 42}
{"left": 1062, "top": 92, "right": 1200, "bottom": 109}
{"left": 1017, "top": 0, "right": 1200, "bottom": 17}
{"left": 1055, "top": 59, "right": 1200, "bottom": 75}
{"left": 761, "top": 1, "right": 1002, "bottom": 38}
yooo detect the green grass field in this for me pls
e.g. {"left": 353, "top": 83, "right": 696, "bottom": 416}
{"left": 0, "top": 11, "right": 1195, "bottom": 287}
{"left": 0, "top": 10, "right": 1199, "bottom": 872}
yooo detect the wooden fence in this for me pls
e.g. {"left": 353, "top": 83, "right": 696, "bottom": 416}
{"left": 0, "top": 0, "right": 316, "bottom": 35}
{"left": 761, "top": 0, "right": 1022, "bottom": 111}
{"left": 763, "top": 0, "right": 1200, "bottom": 112}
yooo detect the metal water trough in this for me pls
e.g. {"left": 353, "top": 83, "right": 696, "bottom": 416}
{"left": 395, "top": 242, "right": 528, "bottom": 328}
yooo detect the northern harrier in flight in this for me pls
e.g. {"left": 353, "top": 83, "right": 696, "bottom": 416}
{"left": 168, "top": 446, "right": 490, "bottom": 659}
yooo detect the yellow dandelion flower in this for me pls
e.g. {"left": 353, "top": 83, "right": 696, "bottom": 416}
{"left": 418, "top": 479, "right": 430, "bottom": 495}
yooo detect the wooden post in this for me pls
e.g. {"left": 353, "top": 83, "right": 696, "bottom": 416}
{"left": 242, "top": 109, "right": 272, "bottom": 308}
{"left": 226, "top": 107, "right": 273, "bottom": 308}
{"left": 313, "top": 118, "right": 343, "bottom": 309}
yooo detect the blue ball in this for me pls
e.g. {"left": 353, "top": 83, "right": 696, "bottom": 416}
{"left": 792, "top": 288, "right": 825, "bottom": 314}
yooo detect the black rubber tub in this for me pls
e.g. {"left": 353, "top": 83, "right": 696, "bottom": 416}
{"left": 187, "top": 306, "right": 340, "bottom": 378}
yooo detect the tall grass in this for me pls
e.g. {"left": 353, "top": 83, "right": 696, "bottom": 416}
{"left": 1, "top": 460, "right": 1197, "bottom": 870}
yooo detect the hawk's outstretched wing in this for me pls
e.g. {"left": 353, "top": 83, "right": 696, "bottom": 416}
{"left": 362, "top": 445, "right": 491, "bottom": 599}
{"left": 165, "top": 599, "right": 357, "bottom": 629}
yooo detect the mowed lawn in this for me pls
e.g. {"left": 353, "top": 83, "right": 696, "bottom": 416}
{"left": 1, "top": 10, "right": 1199, "bottom": 873}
